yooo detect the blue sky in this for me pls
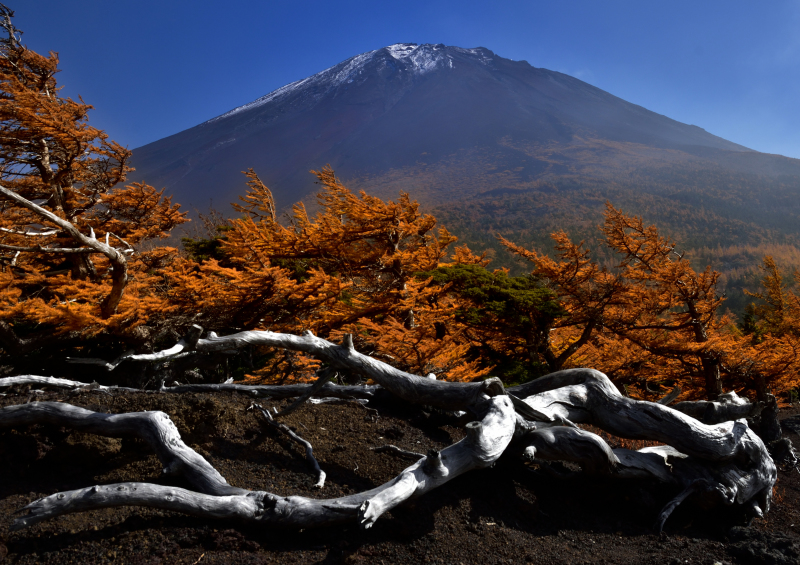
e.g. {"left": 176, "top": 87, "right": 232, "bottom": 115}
{"left": 16, "top": 0, "right": 800, "bottom": 158}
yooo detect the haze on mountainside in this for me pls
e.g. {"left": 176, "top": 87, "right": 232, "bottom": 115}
{"left": 129, "top": 43, "right": 800, "bottom": 306}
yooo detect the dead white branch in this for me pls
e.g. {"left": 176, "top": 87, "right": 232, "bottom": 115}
{"left": 370, "top": 445, "right": 425, "bottom": 461}
{"left": 511, "top": 368, "right": 776, "bottom": 524}
{"left": 249, "top": 402, "right": 326, "bottom": 488}
{"left": 0, "top": 345, "right": 778, "bottom": 533}
{"left": 5, "top": 395, "right": 515, "bottom": 530}
{"left": 0, "top": 226, "right": 60, "bottom": 236}
{"left": 0, "top": 375, "right": 139, "bottom": 393}
{"left": 67, "top": 326, "right": 505, "bottom": 410}
{"left": 670, "top": 390, "right": 764, "bottom": 423}
{"left": 0, "top": 375, "right": 379, "bottom": 400}
{"left": 0, "top": 402, "right": 245, "bottom": 497}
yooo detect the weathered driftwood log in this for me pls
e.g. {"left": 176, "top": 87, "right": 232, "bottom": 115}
{"left": 68, "top": 327, "right": 505, "bottom": 411}
{"left": 511, "top": 369, "right": 776, "bottom": 522}
{"left": 1, "top": 375, "right": 764, "bottom": 427}
{"left": 670, "top": 391, "right": 764, "bottom": 424}
{"left": 3, "top": 395, "right": 515, "bottom": 530}
{"left": 0, "top": 375, "right": 378, "bottom": 401}
{"left": 0, "top": 375, "right": 141, "bottom": 393}
{"left": 0, "top": 401, "right": 246, "bottom": 497}
{"left": 1, "top": 334, "right": 779, "bottom": 533}
{"left": 516, "top": 425, "right": 620, "bottom": 475}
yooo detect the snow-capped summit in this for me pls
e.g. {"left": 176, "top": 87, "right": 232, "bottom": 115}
{"left": 208, "top": 43, "right": 495, "bottom": 123}
{"left": 382, "top": 43, "right": 467, "bottom": 73}
{"left": 130, "top": 41, "right": 762, "bottom": 219}
{"left": 385, "top": 43, "right": 420, "bottom": 58}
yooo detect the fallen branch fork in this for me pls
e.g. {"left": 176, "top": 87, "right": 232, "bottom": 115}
{"left": 0, "top": 336, "right": 779, "bottom": 533}
{"left": 2, "top": 395, "right": 516, "bottom": 530}
{"left": 249, "top": 402, "right": 326, "bottom": 488}
{"left": 67, "top": 326, "right": 505, "bottom": 410}
{"left": 0, "top": 401, "right": 245, "bottom": 497}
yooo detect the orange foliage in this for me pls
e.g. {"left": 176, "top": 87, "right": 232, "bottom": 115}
{"left": 499, "top": 229, "right": 620, "bottom": 373}
{"left": 2, "top": 10, "right": 797, "bottom": 395}
{"left": 501, "top": 204, "right": 800, "bottom": 400}
{"left": 0, "top": 9, "right": 186, "bottom": 348}
{"left": 169, "top": 167, "right": 487, "bottom": 383}
{"left": 732, "top": 257, "right": 800, "bottom": 398}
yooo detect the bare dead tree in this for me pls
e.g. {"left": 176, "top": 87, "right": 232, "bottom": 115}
{"left": 0, "top": 327, "right": 778, "bottom": 533}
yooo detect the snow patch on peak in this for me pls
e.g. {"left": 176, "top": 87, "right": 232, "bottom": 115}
{"left": 204, "top": 43, "right": 494, "bottom": 124}
{"left": 206, "top": 49, "right": 380, "bottom": 123}
{"left": 206, "top": 77, "right": 314, "bottom": 123}
{"left": 382, "top": 43, "right": 456, "bottom": 75}
{"left": 451, "top": 46, "right": 493, "bottom": 63}
{"left": 386, "top": 43, "right": 419, "bottom": 59}
{"left": 323, "top": 49, "right": 378, "bottom": 89}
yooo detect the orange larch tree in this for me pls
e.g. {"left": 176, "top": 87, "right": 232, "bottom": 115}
{"left": 596, "top": 204, "right": 728, "bottom": 399}
{"left": 0, "top": 6, "right": 186, "bottom": 369}
{"left": 498, "top": 229, "right": 622, "bottom": 375}
{"left": 168, "top": 167, "right": 488, "bottom": 382}
{"left": 733, "top": 257, "right": 800, "bottom": 400}
{"left": 745, "top": 256, "right": 800, "bottom": 338}
{"left": 500, "top": 204, "right": 772, "bottom": 400}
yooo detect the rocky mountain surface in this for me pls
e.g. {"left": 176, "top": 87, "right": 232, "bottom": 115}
{"left": 129, "top": 42, "right": 763, "bottom": 209}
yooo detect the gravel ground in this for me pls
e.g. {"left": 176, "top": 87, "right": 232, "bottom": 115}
{"left": 0, "top": 387, "right": 798, "bottom": 565}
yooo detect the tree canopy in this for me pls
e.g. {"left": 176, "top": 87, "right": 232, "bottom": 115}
{"left": 0, "top": 5, "right": 185, "bottom": 361}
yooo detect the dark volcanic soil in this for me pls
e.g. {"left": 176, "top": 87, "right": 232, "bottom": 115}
{"left": 0, "top": 388, "right": 799, "bottom": 565}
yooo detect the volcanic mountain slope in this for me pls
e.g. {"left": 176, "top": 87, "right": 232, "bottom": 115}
{"left": 129, "top": 42, "right": 754, "bottom": 206}
{"left": 129, "top": 43, "right": 800, "bottom": 304}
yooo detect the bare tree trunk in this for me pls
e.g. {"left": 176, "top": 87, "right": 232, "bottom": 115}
{"left": 68, "top": 254, "right": 96, "bottom": 280}
{"left": 100, "top": 255, "right": 129, "bottom": 318}
{"left": 752, "top": 372, "right": 769, "bottom": 403}
{"left": 701, "top": 355, "right": 723, "bottom": 401}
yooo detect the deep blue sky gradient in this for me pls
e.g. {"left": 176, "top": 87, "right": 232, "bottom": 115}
{"left": 16, "top": 0, "right": 800, "bottom": 157}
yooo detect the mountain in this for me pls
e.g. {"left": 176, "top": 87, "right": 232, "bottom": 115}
{"left": 129, "top": 43, "right": 754, "bottom": 205}
{"left": 129, "top": 43, "right": 800, "bottom": 309}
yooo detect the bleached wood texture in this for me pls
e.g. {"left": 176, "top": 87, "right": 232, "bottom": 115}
{"left": 0, "top": 375, "right": 378, "bottom": 400}
{"left": 0, "top": 401, "right": 245, "bottom": 497}
{"left": 0, "top": 337, "right": 778, "bottom": 532}
{"left": 511, "top": 369, "right": 776, "bottom": 520}
{"left": 67, "top": 327, "right": 506, "bottom": 410}
{"left": 4, "top": 395, "right": 515, "bottom": 530}
{"left": 670, "top": 390, "right": 764, "bottom": 424}
{"left": 0, "top": 375, "right": 139, "bottom": 393}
